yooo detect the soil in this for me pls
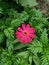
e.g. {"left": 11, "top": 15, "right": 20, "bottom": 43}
{"left": 35, "top": 0, "right": 49, "bottom": 17}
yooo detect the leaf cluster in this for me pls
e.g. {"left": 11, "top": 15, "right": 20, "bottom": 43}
{"left": 0, "top": 0, "right": 49, "bottom": 65}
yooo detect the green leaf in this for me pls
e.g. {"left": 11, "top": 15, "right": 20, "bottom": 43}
{"left": 29, "top": 9, "right": 42, "bottom": 17}
{"left": 0, "top": 7, "right": 3, "bottom": 14}
{"left": 29, "top": 53, "right": 33, "bottom": 65}
{"left": 4, "top": 27, "right": 14, "bottom": 39}
{"left": 18, "top": 11, "right": 29, "bottom": 21}
{"left": 0, "top": 50, "right": 12, "bottom": 65}
{"left": 28, "top": 39, "right": 43, "bottom": 54}
{"left": 14, "top": 43, "right": 29, "bottom": 50}
{"left": 16, "top": 0, "right": 19, "bottom": 4}
{"left": 6, "top": 38, "right": 14, "bottom": 51}
{"left": 17, "top": 51, "right": 29, "bottom": 58}
{"left": 0, "top": 32, "right": 5, "bottom": 44}
{"left": 12, "top": 39, "right": 19, "bottom": 44}
{"left": 41, "top": 48, "right": 49, "bottom": 65}
{"left": 19, "top": 0, "right": 37, "bottom": 7}
{"left": 33, "top": 55, "right": 40, "bottom": 65}
{"left": 40, "top": 29, "right": 48, "bottom": 46}
{"left": 11, "top": 19, "right": 23, "bottom": 28}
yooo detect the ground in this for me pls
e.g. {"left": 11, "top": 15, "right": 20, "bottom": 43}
{"left": 35, "top": 0, "right": 49, "bottom": 17}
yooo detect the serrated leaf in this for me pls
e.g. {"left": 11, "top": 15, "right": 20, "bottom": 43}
{"left": 33, "top": 55, "right": 40, "bottom": 65}
{"left": 29, "top": 54, "right": 33, "bottom": 65}
{"left": 41, "top": 48, "right": 49, "bottom": 65}
{"left": 0, "top": 32, "right": 5, "bottom": 44}
{"left": 28, "top": 39, "right": 43, "bottom": 54}
{"left": 40, "top": 29, "right": 48, "bottom": 46}
{"left": 6, "top": 39, "right": 14, "bottom": 51}
{"left": 18, "top": 11, "right": 29, "bottom": 21}
{"left": 17, "top": 51, "right": 29, "bottom": 58}
{"left": 4, "top": 27, "right": 14, "bottom": 39}
{"left": 11, "top": 19, "right": 23, "bottom": 28}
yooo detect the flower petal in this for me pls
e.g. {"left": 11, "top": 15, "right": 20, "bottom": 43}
{"left": 27, "top": 36, "right": 32, "bottom": 42}
{"left": 29, "top": 28, "right": 35, "bottom": 33}
{"left": 20, "top": 36, "right": 28, "bottom": 44}
{"left": 16, "top": 32, "right": 23, "bottom": 39}
{"left": 24, "top": 37, "right": 28, "bottom": 44}
{"left": 22, "top": 24, "right": 25, "bottom": 30}
{"left": 18, "top": 27, "right": 23, "bottom": 32}
{"left": 16, "top": 34, "right": 23, "bottom": 39}
{"left": 29, "top": 33, "right": 35, "bottom": 38}
{"left": 26, "top": 24, "right": 30, "bottom": 30}
{"left": 20, "top": 37, "right": 24, "bottom": 43}
{"left": 16, "top": 32, "right": 21, "bottom": 35}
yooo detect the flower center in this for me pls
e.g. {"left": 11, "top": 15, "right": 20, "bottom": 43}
{"left": 24, "top": 31, "right": 28, "bottom": 36}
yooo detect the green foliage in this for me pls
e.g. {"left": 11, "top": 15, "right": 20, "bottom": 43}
{"left": 18, "top": 0, "right": 37, "bottom": 7}
{"left": 40, "top": 29, "right": 48, "bottom": 46}
{"left": 41, "top": 48, "right": 49, "bottom": 65}
{"left": 4, "top": 27, "right": 14, "bottom": 39}
{"left": 15, "top": 0, "right": 37, "bottom": 7}
{"left": 0, "top": 7, "right": 3, "bottom": 14}
{"left": 0, "top": 0, "right": 49, "bottom": 65}
{"left": 28, "top": 39, "right": 43, "bottom": 54}
{"left": 0, "top": 32, "right": 5, "bottom": 44}
{"left": 11, "top": 19, "right": 23, "bottom": 28}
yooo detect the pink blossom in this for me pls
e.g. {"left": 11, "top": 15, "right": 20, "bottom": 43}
{"left": 16, "top": 24, "right": 35, "bottom": 44}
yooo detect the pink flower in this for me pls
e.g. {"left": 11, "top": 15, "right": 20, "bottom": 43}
{"left": 16, "top": 24, "right": 35, "bottom": 44}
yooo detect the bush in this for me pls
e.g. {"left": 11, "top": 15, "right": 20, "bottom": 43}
{"left": 0, "top": 0, "right": 49, "bottom": 65}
